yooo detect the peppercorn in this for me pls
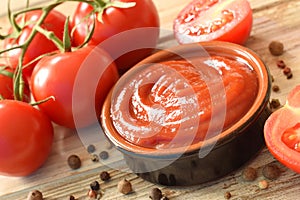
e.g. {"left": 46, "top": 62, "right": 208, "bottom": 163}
{"left": 283, "top": 67, "right": 291, "bottom": 75}
{"left": 69, "top": 195, "right": 76, "bottom": 200}
{"left": 27, "top": 190, "right": 43, "bottom": 200}
{"left": 276, "top": 60, "right": 286, "bottom": 69}
{"left": 269, "top": 99, "right": 281, "bottom": 110}
{"left": 241, "top": 167, "right": 257, "bottom": 181}
{"left": 269, "top": 41, "right": 284, "bottom": 56}
{"left": 67, "top": 155, "right": 81, "bottom": 170}
{"left": 272, "top": 85, "right": 280, "bottom": 92}
{"left": 117, "top": 179, "right": 133, "bottom": 195}
{"left": 286, "top": 72, "right": 293, "bottom": 79}
{"left": 149, "top": 188, "right": 162, "bottom": 200}
{"left": 90, "top": 180, "right": 100, "bottom": 191}
{"left": 100, "top": 171, "right": 111, "bottom": 181}
{"left": 262, "top": 163, "right": 281, "bottom": 180}
{"left": 258, "top": 180, "right": 269, "bottom": 190}
{"left": 87, "top": 144, "right": 96, "bottom": 153}
{"left": 90, "top": 154, "right": 99, "bottom": 162}
{"left": 224, "top": 191, "right": 232, "bottom": 199}
{"left": 99, "top": 151, "right": 109, "bottom": 160}
{"left": 87, "top": 189, "right": 97, "bottom": 199}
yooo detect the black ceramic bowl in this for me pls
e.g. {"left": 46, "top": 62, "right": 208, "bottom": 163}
{"left": 101, "top": 41, "right": 271, "bottom": 186}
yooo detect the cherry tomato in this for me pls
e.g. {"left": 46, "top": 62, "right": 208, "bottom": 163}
{"left": 173, "top": 0, "right": 253, "bottom": 45}
{"left": 0, "top": 65, "right": 15, "bottom": 100}
{"left": 71, "top": 0, "right": 160, "bottom": 73}
{"left": 264, "top": 85, "right": 300, "bottom": 173}
{"left": 0, "top": 100, "right": 53, "bottom": 176}
{"left": 0, "top": 64, "right": 31, "bottom": 102}
{"left": 31, "top": 46, "right": 119, "bottom": 129}
{"left": 4, "top": 9, "right": 67, "bottom": 79}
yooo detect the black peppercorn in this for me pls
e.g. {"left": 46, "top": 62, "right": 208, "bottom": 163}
{"left": 27, "top": 190, "right": 43, "bottom": 200}
{"left": 100, "top": 171, "right": 111, "bottom": 181}
{"left": 149, "top": 188, "right": 162, "bottom": 200}
{"left": 90, "top": 154, "right": 99, "bottom": 162}
{"left": 87, "top": 144, "right": 96, "bottom": 153}
{"left": 90, "top": 180, "right": 100, "bottom": 191}
{"left": 69, "top": 195, "right": 76, "bottom": 200}
{"left": 99, "top": 151, "right": 109, "bottom": 160}
{"left": 269, "top": 41, "right": 284, "bottom": 56}
{"left": 262, "top": 163, "right": 281, "bottom": 180}
{"left": 242, "top": 167, "right": 257, "bottom": 181}
{"left": 67, "top": 155, "right": 81, "bottom": 170}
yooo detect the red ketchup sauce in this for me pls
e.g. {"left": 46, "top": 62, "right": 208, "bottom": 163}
{"left": 110, "top": 55, "right": 258, "bottom": 149}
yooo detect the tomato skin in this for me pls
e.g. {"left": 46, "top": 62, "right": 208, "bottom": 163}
{"left": 173, "top": 0, "right": 253, "bottom": 45}
{"left": 0, "top": 66, "right": 15, "bottom": 100}
{"left": 0, "top": 65, "right": 31, "bottom": 102}
{"left": 0, "top": 100, "right": 53, "bottom": 176}
{"left": 264, "top": 85, "right": 300, "bottom": 173}
{"left": 71, "top": 0, "right": 160, "bottom": 73}
{"left": 31, "top": 46, "right": 119, "bottom": 129}
{"left": 4, "top": 10, "right": 67, "bottom": 79}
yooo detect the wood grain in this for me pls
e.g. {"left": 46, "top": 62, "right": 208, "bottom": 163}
{"left": 1, "top": 0, "right": 300, "bottom": 199}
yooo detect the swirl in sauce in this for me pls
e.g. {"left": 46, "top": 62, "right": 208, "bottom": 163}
{"left": 110, "top": 55, "right": 258, "bottom": 149}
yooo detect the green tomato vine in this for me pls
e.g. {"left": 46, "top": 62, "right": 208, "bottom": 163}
{"left": 0, "top": 0, "right": 136, "bottom": 102}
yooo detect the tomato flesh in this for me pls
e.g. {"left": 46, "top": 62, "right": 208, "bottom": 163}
{"left": 264, "top": 85, "right": 300, "bottom": 173}
{"left": 282, "top": 123, "right": 300, "bottom": 152}
{"left": 173, "top": 0, "right": 253, "bottom": 45}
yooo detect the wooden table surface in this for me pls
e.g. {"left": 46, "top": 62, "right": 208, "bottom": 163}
{"left": 1, "top": 0, "right": 300, "bottom": 199}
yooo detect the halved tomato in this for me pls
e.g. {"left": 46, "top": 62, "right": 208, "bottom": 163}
{"left": 264, "top": 85, "right": 300, "bottom": 173}
{"left": 173, "top": 0, "right": 253, "bottom": 45}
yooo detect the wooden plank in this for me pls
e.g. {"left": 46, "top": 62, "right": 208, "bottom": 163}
{"left": 1, "top": 0, "right": 300, "bottom": 199}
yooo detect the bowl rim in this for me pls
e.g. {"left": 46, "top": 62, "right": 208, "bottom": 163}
{"left": 101, "top": 41, "right": 271, "bottom": 157}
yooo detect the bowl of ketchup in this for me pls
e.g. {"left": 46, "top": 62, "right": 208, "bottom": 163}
{"left": 101, "top": 41, "right": 271, "bottom": 186}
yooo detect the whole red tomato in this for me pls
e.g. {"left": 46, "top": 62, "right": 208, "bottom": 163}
{"left": 31, "top": 46, "right": 119, "bottom": 129}
{"left": 0, "top": 64, "right": 31, "bottom": 102}
{"left": 264, "top": 85, "right": 300, "bottom": 173}
{"left": 4, "top": 9, "right": 67, "bottom": 80}
{"left": 173, "top": 0, "right": 253, "bottom": 45}
{"left": 0, "top": 100, "right": 53, "bottom": 176}
{"left": 71, "top": 0, "right": 160, "bottom": 73}
{"left": 0, "top": 65, "right": 15, "bottom": 100}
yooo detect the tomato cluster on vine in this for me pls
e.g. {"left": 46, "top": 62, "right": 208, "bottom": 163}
{"left": 0, "top": 0, "right": 159, "bottom": 176}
